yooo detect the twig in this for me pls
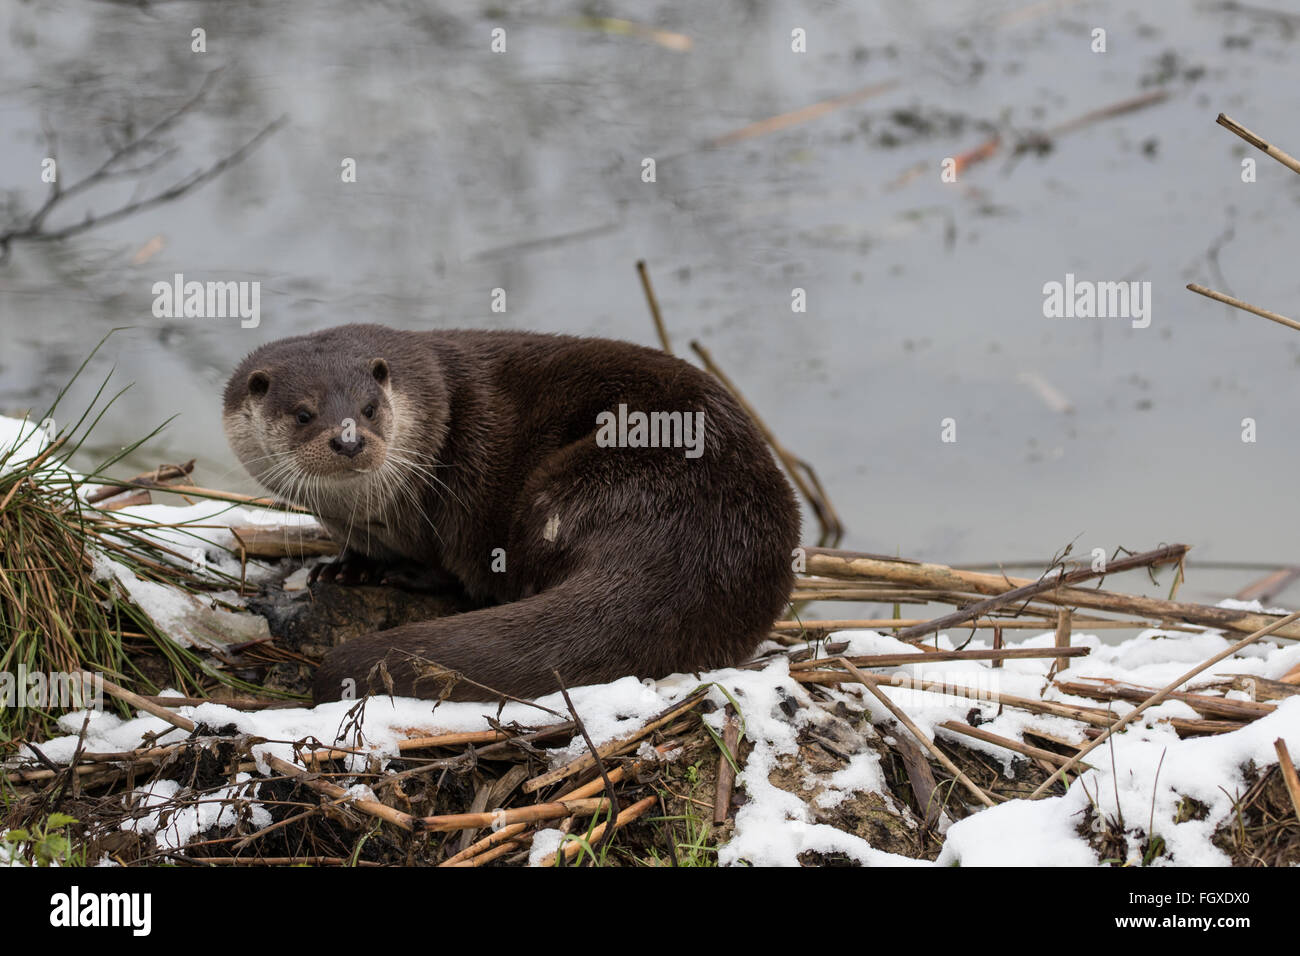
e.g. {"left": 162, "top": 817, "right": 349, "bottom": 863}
{"left": 1216, "top": 112, "right": 1300, "bottom": 176}
{"left": 1235, "top": 567, "right": 1300, "bottom": 604}
{"left": 1186, "top": 283, "right": 1300, "bottom": 334}
{"left": 1051, "top": 608, "right": 1073, "bottom": 676}
{"left": 1273, "top": 739, "right": 1300, "bottom": 823}
{"left": 441, "top": 739, "right": 682, "bottom": 867}
{"left": 538, "top": 795, "right": 659, "bottom": 867}
{"left": 788, "top": 646, "right": 1089, "bottom": 672}
{"left": 1055, "top": 678, "right": 1275, "bottom": 722}
{"left": 893, "top": 544, "right": 1186, "bottom": 643}
{"left": 86, "top": 460, "right": 195, "bottom": 503}
{"left": 712, "top": 705, "right": 742, "bottom": 826}
{"left": 553, "top": 670, "right": 621, "bottom": 851}
{"left": 636, "top": 260, "right": 672, "bottom": 354}
{"left": 837, "top": 658, "right": 995, "bottom": 808}
{"left": 807, "top": 670, "right": 1116, "bottom": 727}
{"left": 522, "top": 688, "right": 707, "bottom": 794}
{"left": 938, "top": 720, "right": 1093, "bottom": 771}
{"left": 88, "top": 671, "right": 196, "bottom": 733}
{"left": 1, "top": 115, "right": 286, "bottom": 253}
{"left": 1030, "top": 610, "right": 1300, "bottom": 797}
{"left": 775, "top": 617, "right": 1123, "bottom": 631}
{"left": 263, "top": 754, "right": 419, "bottom": 831}
{"left": 301, "top": 727, "right": 574, "bottom": 765}
{"left": 183, "top": 856, "right": 382, "bottom": 866}
{"left": 85, "top": 482, "right": 300, "bottom": 511}
{"left": 891, "top": 732, "right": 940, "bottom": 828}
{"left": 704, "top": 80, "right": 899, "bottom": 149}
{"left": 420, "top": 798, "right": 612, "bottom": 833}
{"left": 803, "top": 547, "right": 1300, "bottom": 641}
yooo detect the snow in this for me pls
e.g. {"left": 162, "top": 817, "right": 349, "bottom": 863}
{"left": 13, "top": 616, "right": 1300, "bottom": 865}
{"left": 120, "top": 774, "right": 272, "bottom": 851}
{"left": 528, "top": 829, "right": 566, "bottom": 866}
{"left": 0, "top": 416, "right": 53, "bottom": 474}
{"left": 937, "top": 794, "right": 1098, "bottom": 866}
{"left": 7, "top": 411, "right": 1300, "bottom": 865}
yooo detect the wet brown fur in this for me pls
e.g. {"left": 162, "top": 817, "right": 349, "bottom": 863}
{"left": 223, "top": 324, "right": 800, "bottom": 703}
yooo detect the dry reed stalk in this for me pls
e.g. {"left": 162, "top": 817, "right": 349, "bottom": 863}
{"left": 804, "top": 548, "right": 1300, "bottom": 641}
{"left": 1273, "top": 739, "right": 1300, "bottom": 822}
{"left": 419, "top": 798, "right": 612, "bottom": 833}
{"left": 892, "top": 545, "right": 1187, "bottom": 642}
{"left": 1165, "top": 718, "right": 1245, "bottom": 736}
{"left": 1210, "top": 675, "right": 1300, "bottom": 701}
{"left": 263, "top": 754, "right": 419, "bottom": 831}
{"left": 223, "top": 525, "right": 338, "bottom": 558}
{"left": 1234, "top": 567, "right": 1300, "bottom": 604}
{"left": 537, "top": 794, "right": 660, "bottom": 867}
{"left": 635, "top": 260, "right": 672, "bottom": 354}
{"left": 522, "top": 689, "right": 707, "bottom": 794}
{"left": 837, "top": 659, "right": 995, "bottom": 808}
{"left": 302, "top": 729, "right": 510, "bottom": 764}
{"left": 1186, "top": 283, "right": 1300, "bottom": 334}
{"left": 185, "top": 857, "right": 382, "bottom": 866}
{"left": 1054, "top": 679, "right": 1275, "bottom": 722}
{"left": 890, "top": 732, "right": 940, "bottom": 828}
{"left": 87, "top": 671, "right": 196, "bottom": 733}
{"left": 1022, "top": 728, "right": 1086, "bottom": 752}
{"left": 442, "top": 772, "right": 625, "bottom": 866}
{"left": 1031, "top": 610, "right": 1300, "bottom": 797}
{"left": 444, "top": 839, "right": 523, "bottom": 868}
{"left": 783, "top": 604, "right": 1197, "bottom": 632}
{"left": 789, "top": 646, "right": 1089, "bottom": 672}
{"left": 1053, "top": 608, "right": 1073, "bottom": 672}
{"left": 443, "top": 740, "right": 678, "bottom": 867}
{"left": 938, "top": 720, "right": 1092, "bottom": 771}
{"left": 705, "top": 81, "right": 899, "bottom": 148}
{"left": 777, "top": 617, "right": 1092, "bottom": 631}
{"left": 712, "top": 706, "right": 743, "bottom": 826}
{"left": 138, "top": 694, "right": 290, "bottom": 710}
{"left": 109, "top": 483, "right": 299, "bottom": 510}
{"left": 86, "top": 459, "right": 195, "bottom": 504}
{"left": 1216, "top": 113, "right": 1300, "bottom": 176}
{"left": 808, "top": 670, "right": 1117, "bottom": 727}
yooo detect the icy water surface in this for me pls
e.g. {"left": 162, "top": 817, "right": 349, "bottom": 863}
{"left": 2, "top": 0, "right": 1298, "bottom": 606}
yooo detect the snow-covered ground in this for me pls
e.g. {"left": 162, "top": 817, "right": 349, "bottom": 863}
{"left": 5, "top": 414, "right": 1299, "bottom": 866}
{"left": 11, "top": 623, "right": 1299, "bottom": 866}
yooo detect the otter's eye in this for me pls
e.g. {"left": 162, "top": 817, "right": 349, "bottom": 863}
{"left": 296, "top": 410, "right": 313, "bottom": 425}
{"left": 362, "top": 404, "right": 376, "bottom": 419}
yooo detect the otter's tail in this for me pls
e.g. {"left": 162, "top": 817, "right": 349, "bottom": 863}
{"left": 311, "top": 570, "right": 765, "bottom": 703}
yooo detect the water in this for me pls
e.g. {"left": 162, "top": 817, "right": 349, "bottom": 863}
{"left": 2, "top": 0, "right": 1298, "bottom": 609}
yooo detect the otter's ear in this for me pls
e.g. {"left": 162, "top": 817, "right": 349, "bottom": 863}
{"left": 247, "top": 370, "right": 270, "bottom": 398}
{"left": 369, "top": 358, "right": 390, "bottom": 385}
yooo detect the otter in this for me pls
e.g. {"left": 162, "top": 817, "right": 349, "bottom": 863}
{"left": 222, "top": 324, "right": 800, "bottom": 703}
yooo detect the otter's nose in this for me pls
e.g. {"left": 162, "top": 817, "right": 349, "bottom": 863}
{"left": 330, "top": 435, "right": 366, "bottom": 458}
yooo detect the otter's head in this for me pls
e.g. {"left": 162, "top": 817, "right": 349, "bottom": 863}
{"left": 222, "top": 327, "right": 430, "bottom": 517}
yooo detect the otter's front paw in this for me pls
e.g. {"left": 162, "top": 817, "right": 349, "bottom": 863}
{"left": 308, "top": 551, "right": 390, "bottom": 587}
